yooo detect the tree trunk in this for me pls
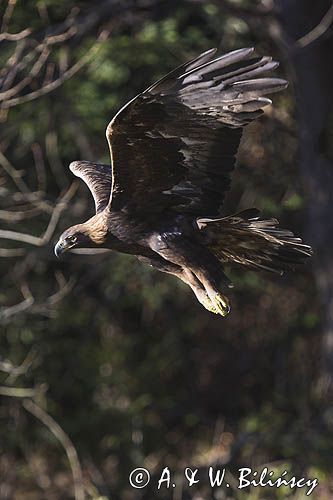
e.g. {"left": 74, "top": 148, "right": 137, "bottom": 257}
{"left": 276, "top": 0, "right": 333, "bottom": 395}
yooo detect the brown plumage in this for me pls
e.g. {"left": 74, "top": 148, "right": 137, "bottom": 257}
{"left": 55, "top": 48, "right": 312, "bottom": 316}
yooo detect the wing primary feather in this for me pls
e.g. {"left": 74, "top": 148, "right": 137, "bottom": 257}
{"left": 145, "top": 48, "right": 217, "bottom": 95}
{"left": 178, "top": 47, "right": 255, "bottom": 80}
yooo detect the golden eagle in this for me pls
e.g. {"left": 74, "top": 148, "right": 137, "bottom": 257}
{"left": 55, "top": 48, "right": 312, "bottom": 316}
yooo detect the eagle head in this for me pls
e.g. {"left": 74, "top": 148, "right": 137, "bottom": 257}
{"left": 55, "top": 213, "right": 108, "bottom": 257}
{"left": 54, "top": 224, "right": 98, "bottom": 258}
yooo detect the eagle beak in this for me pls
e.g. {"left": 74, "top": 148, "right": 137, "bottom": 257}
{"left": 54, "top": 240, "right": 67, "bottom": 258}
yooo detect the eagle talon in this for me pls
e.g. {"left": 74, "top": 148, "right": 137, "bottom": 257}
{"left": 200, "top": 292, "right": 230, "bottom": 316}
{"left": 214, "top": 293, "right": 230, "bottom": 317}
{"left": 201, "top": 294, "right": 219, "bottom": 315}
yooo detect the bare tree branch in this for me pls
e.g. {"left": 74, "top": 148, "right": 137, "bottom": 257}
{"left": 1, "top": 0, "right": 17, "bottom": 34}
{"left": 0, "top": 28, "right": 32, "bottom": 42}
{"left": 0, "top": 348, "right": 37, "bottom": 384}
{"left": 0, "top": 148, "right": 31, "bottom": 193}
{"left": 0, "top": 284, "right": 34, "bottom": 320}
{"left": 42, "top": 181, "right": 79, "bottom": 243}
{"left": 71, "top": 248, "right": 112, "bottom": 255}
{"left": 0, "top": 207, "right": 41, "bottom": 222}
{"left": 47, "top": 272, "right": 76, "bottom": 305}
{"left": 0, "top": 229, "right": 44, "bottom": 246}
{"left": 31, "top": 143, "right": 47, "bottom": 192}
{"left": 296, "top": 3, "right": 333, "bottom": 48}
{"left": 0, "top": 248, "right": 25, "bottom": 257}
{"left": 23, "top": 399, "right": 85, "bottom": 500}
{"left": 0, "top": 386, "right": 40, "bottom": 398}
{"left": 0, "top": 181, "right": 78, "bottom": 247}
{"left": 0, "top": 31, "right": 109, "bottom": 109}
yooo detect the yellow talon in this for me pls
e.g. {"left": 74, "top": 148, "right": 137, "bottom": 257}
{"left": 214, "top": 293, "right": 230, "bottom": 317}
{"left": 202, "top": 296, "right": 219, "bottom": 315}
{"left": 201, "top": 293, "right": 230, "bottom": 317}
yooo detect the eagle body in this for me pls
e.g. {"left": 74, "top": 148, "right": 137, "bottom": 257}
{"left": 55, "top": 48, "right": 312, "bottom": 316}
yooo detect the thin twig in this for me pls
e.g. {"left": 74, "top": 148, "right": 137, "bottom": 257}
{"left": 0, "top": 289, "right": 34, "bottom": 320}
{"left": 0, "top": 207, "right": 41, "bottom": 222}
{"left": 0, "top": 248, "right": 25, "bottom": 257}
{"left": 0, "top": 28, "right": 31, "bottom": 42}
{"left": 0, "top": 10, "right": 77, "bottom": 92}
{"left": 0, "top": 229, "right": 44, "bottom": 246}
{"left": 23, "top": 399, "right": 85, "bottom": 500}
{"left": 71, "top": 248, "right": 112, "bottom": 255}
{"left": 0, "top": 47, "right": 49, "bottom": 101}
{"left": 0, "top": 386, "right": 38, "bottom": 398}
{"left": 31, "top": 143, "right": 47, "bottom": 192}
{"left": 0, "top": 181, "right": 78, "bottom": 247}
{"left": 0, "top": 148, "right": 30, "bottom": 193}
{"left": 44, "top": 25, "right": 78, "bottom": 45}
{"left": 47, "top": 272, "right": 76, "bottom": 305}
{"left": 0, "top": 40, "right": 27, "bottom": 91}
{"left": 296, "top": 3, "right": 333, "bottom": 48}
{"left": 1, "top": 31, "right": 109, "bottom": 109}
{"left": 41, "top": 181, "right": 79, "bottom": 243}
{"left": 1, "top": 0, "right": 17, "bottom": 33}
{"left": 45, "top": 130, "right": 67, "bottom": 188}
{"left": 4, "top": 348, "right": 37, "bottom": 384}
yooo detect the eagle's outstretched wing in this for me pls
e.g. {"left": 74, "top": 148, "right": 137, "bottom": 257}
{"left": 106, "top": 48, "right": 287, "bottom": 218}
{"left": 69, "top": 161, "right": 112, "bottom": 213}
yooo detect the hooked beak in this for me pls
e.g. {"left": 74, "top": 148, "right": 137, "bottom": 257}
{"left": 54, "top": 240, "right": 69, "bottom": 258}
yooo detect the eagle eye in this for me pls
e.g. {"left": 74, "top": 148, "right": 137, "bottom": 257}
{"left": 68, "top": 235, "right": 78, "bottom": 244}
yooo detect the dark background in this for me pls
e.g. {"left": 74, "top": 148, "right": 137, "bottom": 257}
{"left": 0, "top": 0, "right": 332, "bottom": 498}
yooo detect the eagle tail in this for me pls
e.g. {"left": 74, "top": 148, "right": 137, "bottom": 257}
{"left": 197, "top": 209, "right": 313, "bottom": 274}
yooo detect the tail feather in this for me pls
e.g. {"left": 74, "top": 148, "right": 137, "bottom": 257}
{"left": 197, "top": 209, "right": 313, "bottom": 275}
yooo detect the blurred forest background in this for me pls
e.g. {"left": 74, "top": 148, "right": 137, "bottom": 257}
{"left": 0, "top": 0, "right": 333, "bottom": 498}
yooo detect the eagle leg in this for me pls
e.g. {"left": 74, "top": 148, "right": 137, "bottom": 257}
{"left": 149, "top": 232, "right": 231, "bottom": 316}
{"left": 138, "top": 254, "right": 220, "bottom": 314}
{"left": 189, "top": 267, "right": 231, "bottom": 317}
{"left": 181, "top": 268, "right": 222, "bottom": 315}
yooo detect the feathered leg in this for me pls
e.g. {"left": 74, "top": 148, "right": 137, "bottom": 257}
{"left": 181, "top": 268, "right": 224, "bottom": 315}
{"left": 138, "top": 254, "right": 222, "bottom": 314}
{"left": 149, "top": 233, "right": 232, "bottom": 316}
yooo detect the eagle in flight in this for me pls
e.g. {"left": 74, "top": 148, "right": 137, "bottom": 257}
{"left": 55, "top": 48, "right": 312, "bottom": 316}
